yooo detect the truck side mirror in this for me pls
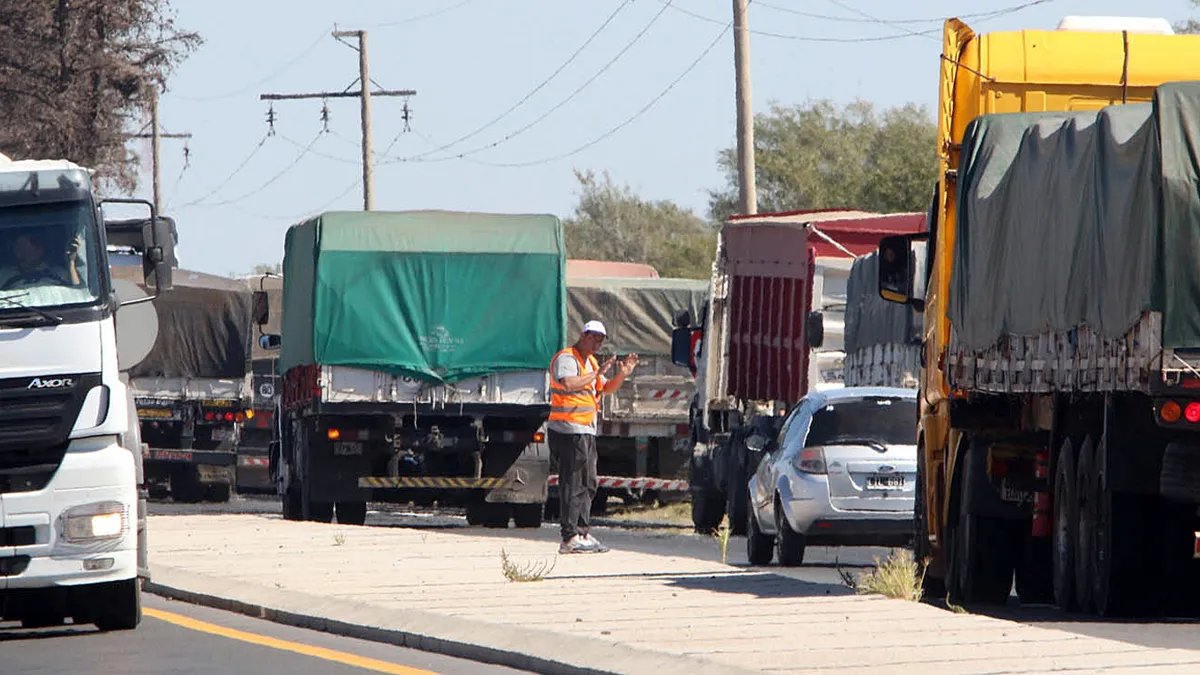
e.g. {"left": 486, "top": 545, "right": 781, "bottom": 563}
{"left": 144, "top": 216, "right": 174, "bottom": 292}
{"left": 806, "top": 311, "right": 825, "bottom": 350}
{"left": 671, "top": 327, "right": 692, "bottom": 367}
{"left": 252, "top": 290, "right": 269, "bottom": 326}
{"left": 259, "top": 334, "right": 281, "bottom": 351}
{"left": 878, "top": 233, "right": 928, "bottom": 311}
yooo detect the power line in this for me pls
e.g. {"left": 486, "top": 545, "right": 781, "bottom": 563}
{"left": 662, "top": 2, "right": 939, "bottom": 42}
{"left": 187, "top": 131, "right": 324, "bottom": 208}
{"left": 401, "top": 0, "right": 675, "bottom": 163}
{"left": 821, "top": 0, "right": 940, "bottom": 41}
{"left": 757, "top": 0, "right": 1054, "bottom": 24}
{"left": 179, "top": 133, "right": 272, "bottom": 207}
{"left": 229, "top": 177, "right": 362, "bottom": 221}
{"left": 171, "top": 25, "right": 333, "bottom": 102}
{"left": 374, "top": 0, "right": 476, "bottom": 28}
{"left": 417, "top": 21, "right": 731, "bottom": 169}
{"left": 402, "top": 0, "right": 635, "bottom": 159}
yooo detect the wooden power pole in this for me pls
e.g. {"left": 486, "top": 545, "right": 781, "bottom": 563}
{"left": 126, "top": 89, "right": 191, "bottom": 215}
{"left": 261, "top": 30, "right": 416, "bottom": 211}
{"left": 733, "top": 0, "right": 757, "bottom": 215}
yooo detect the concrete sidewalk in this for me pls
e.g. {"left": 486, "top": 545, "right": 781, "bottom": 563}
{"left": 147, "top": 514, "right": 1200, "bottom": 674}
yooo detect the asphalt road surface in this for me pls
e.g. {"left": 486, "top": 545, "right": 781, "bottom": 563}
{"left": 1, "top": 592, "right": 529, "bottom": 675}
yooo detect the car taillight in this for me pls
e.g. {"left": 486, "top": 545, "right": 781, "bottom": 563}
{"left": 1186, "top": 402, "right": 1200, "bottom": 424}
{"left": 1161, "top": 400, "right": 1183, "bottom": 424}
{"left": 793, "top": 447, "right": 827, "bottom": 474}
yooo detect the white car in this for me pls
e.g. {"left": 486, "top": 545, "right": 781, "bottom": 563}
{"left": 746, "top": 387, "right": 918, "bottom": 566}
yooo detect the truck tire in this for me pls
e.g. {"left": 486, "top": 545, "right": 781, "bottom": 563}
{"left": 20, "top": 593, "right": 65, "bottom": 629}
{"left": 947, "top": 502, "right": 1014, "bottom": 605}
{"left": 93, "top": 579, "right": 142, "bottom": 631}
{"left": 1074, "top": 437, "right": 1097, "bottom": 613}
{"left": 746, "top": 496, "right": 774, "bottom": 565}
{"left": 171, "top": 468, "right": 204, "bottom": 504}
{"left": 1052, "top": 437, "right": 1078, "bottom": 610}
{"left": 205, "top": 482, "right": 232, "bottom": 503}
{"left": 482, "top": 503, "right": 512, "bottom": 528}
{"left": 726, "top": 473, "right": 749, "bottom": 537}
{"left": 512, "top": 503, "right": 543, "bottom": 528}
{"left": 305, "top": 500, "right": 334, "bottom": 523}
{"left": 913, "top": 443, "right": 945, "bottom": 598}
{"left": 336, "top": 501, "right": 367, "bottom": 526}
{"left": 1015, "top": 533, "right": 1054, "bottom": 605}
{"left": 1088, "top": 438, "right": 1147, "bottom": 617}
{"left": 465, "top": 502, "right": 485, "bottom": 526}
{"left": 774, "top": 500, "right": 806, "bottom": 566}
{"left": 691, "top": 492, "right": 725, "bottom": 533}
{"left": 282, "top": 485, "right": 303, "bottom": 521}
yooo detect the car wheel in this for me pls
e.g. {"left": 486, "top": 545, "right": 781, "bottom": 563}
{"left": 746, "top": 495, "right": 774, "bottom": 565}
{"left": 774, "top": 498, "right": 806, "bottom": 566}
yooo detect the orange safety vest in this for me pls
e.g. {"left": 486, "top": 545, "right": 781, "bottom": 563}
{"left": 548, "top": 347, "right": 600, "bottom": 427}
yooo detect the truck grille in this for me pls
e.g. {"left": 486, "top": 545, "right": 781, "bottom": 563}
{"left": 0, "top": 373, "right": 99, "bottom": 492}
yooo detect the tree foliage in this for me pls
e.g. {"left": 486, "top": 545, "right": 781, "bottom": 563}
{"left": 564, "top": 170, "right": 715, "bottom": 279}
{"left": 0, "top": 1, "right": 199, "bottom": 191}
{"left": 710, "top": 100, "right": 937, "bottom": 221}
{"left": 1177, "top": 1, "right": 1200, "bottom": 34}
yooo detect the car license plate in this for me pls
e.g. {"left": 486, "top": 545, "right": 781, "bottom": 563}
{"left": 333, "top": 441, "right": 363, "bottom": 456}
{"left": 866, "top": 474, "right": 905, "bottom": 490}
{"left": 211, "top": 427, "right": 230, "bottom": 441}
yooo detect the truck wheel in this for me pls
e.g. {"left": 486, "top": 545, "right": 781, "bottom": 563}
{"left": 282, "top": 485, "right": 303, "bottom": 521}
{"left": 205, "top": 482, "right": 232, "bottom": 503}
{"left": 336, "top": 501, "right": 367, "bottom": 526}
{"left": 20, "top": 598, "right": 65, "bottom": 629}
{"left": 465, "top": 502, "right": 485, "bottom": 526}
{"left": 1074, "top": 437, "right": 1097, "bottom": 613}
{"left": 305, "top": 500, "right": 334, "bottom": 523}
{"left": 93, "top": 579, "right": 142, "bottom": 631}
{"left": 746, "top": 496, "right": 774, "bottom": 565}
{"left": 1089, "top": 438, "right": 1147, "bottom": 617}
{"left": 171, "top": 469, "right": 205, "bottom": 504}
{"left": 1015, "top": 533, "right": 1054, "bottom": 605}
{"left": 1052, "top": 437, "right": 1078, "bottom": 610}
{"left": 913, "top": 443, "right": 945, "bottom": 598}
{"left": 691, "top": 492, "right": 725, "bottom": 533}
{"left": 512, "top": 503, "right": 543, "bottom": 528}
{"left": 774, "top": 499, "right": 806, "bottom": 566}
{"left": 947, "top": 504, "right": 1014, "bottom": 605}
{"left": 482, "top": 503, "right": 512, "bottom": 528}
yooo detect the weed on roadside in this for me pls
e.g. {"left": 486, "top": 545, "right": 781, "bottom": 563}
{"left": 712, "top": 517, "right": 733, "bottom": 564}
{"left": 333, "top": 532, "right": 346, "bottom": 547}
{"left": 500, "top": 548, "right": 556, "bottom": 582}
{"left": 837, "top": 549, "right": 926, "bottom": 601}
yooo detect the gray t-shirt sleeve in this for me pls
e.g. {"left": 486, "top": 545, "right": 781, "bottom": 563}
{"left": 553, "top": 353, "right": 580, "bottom": 383}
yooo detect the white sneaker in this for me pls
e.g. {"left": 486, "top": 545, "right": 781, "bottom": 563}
{"left": 583, "top": 533, "right": 610, "bottom": 553}
{"left": 559, "top": 535, "right": 596, "bottom": 554}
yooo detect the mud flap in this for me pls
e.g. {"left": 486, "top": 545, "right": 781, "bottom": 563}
{"left": 486, "top": 441, "right": 549, "bottom": 505}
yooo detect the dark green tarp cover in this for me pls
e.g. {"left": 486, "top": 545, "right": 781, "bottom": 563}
{"left": 951, "top": 81, "right": 1200, "bottom": 350}
{"left": 566, "top": 277, "right": 707, "bottom": 356}
{"left": 280, "top": 211, "right": 566, "bottom": 381}
{"left": 845, "top": 251, "right": 921, "bottom": 353}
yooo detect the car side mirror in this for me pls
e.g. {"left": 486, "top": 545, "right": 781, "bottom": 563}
{"left": 259, "top": 334, "right": 281, "bottom": 351}
{"left": 252, "top": 290, "right": 269, "bottom": 326}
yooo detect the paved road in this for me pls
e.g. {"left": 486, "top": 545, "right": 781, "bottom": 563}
{"left": 150, "top": 495, "right": 1199, "bottom": 655}
{"left": 1, "top": 592, "right": 528, "bottom": 674}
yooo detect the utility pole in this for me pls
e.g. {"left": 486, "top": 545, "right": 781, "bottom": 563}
{"left": 125, "top": 89, "right": 192, "bottom": 215}
{"left": 261, "top": 30, "right": 416, "bottom": 211}
{"left": 733, "top": 0, "right": 757, "bottom": 215}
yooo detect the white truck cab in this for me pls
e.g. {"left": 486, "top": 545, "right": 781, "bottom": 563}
{"left": 0, "top": 155, "right": 172, "bottom": 630}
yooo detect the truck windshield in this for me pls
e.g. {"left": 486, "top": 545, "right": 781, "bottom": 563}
{"left": 805, "top": 396, "right": 917, "bottom": 447}
{"left": 0, "top": 199, "right": 102, "bottom": 310}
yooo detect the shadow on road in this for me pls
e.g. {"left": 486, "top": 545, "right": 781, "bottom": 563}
{"left": 663, "top": 570, "right": 854, "bottom": 599}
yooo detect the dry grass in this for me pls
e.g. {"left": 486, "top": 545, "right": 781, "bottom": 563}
{"left": 500, "top": 549, "right": 556, "bottom": 583}
{"left": 712, "top": 516, "right": 733, "bottom": 564}
{"left": 838, "top": 549, "right": 926, "bottom": 601}
{"left": 332, "top": 532, "right": 346, "bottom": 547}
{"left": 603, "top": 500, "right": 692, "bottom": 527}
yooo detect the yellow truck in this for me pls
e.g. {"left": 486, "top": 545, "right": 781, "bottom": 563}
{"left": 878, "top": 17, "right": 1200, "bottom": 616}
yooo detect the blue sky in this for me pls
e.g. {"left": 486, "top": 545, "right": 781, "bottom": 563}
{"left": 134, "top": 1, "right": 1195, "bottom": 275}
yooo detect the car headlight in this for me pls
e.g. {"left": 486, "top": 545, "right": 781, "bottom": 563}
{"left": 62, "top": 501, "right": 128, "bottom": 542}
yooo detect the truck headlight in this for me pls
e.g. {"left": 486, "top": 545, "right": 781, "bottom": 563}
{"left": 62, "top": 501, "right": 127, "bottom": 542}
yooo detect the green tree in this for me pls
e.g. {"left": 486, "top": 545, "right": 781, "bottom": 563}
{"left": 0, "top": 1, "right": 199, "bottom": 191}
{"left": 709, "top": 100, "right": 937, "bottom": 222}
{"left": 564, "top": 170, "right": 716, "bottom": 279}
{"left": 1177, "top": 1, "right": 1200, "bottom": 33}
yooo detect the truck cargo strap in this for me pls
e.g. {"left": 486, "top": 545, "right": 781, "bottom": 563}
{"left": 548, "top": 474, "right": 689, "bottom": 491}
{"left": 358, "top": 476, "right": 508, "bottom": 489}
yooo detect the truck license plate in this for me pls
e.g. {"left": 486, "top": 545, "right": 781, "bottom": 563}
{"left": 866, "top": 474, "right": 905, "bottom": 490}
{"left": 211, "top": 427, "right": 230, "bottom": 441}
{"left": 333, "top": 441, "right": 363, "bottom": 456}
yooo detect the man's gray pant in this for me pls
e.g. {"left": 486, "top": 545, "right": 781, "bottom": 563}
{"left": 549, "top": 430, "right": 598, "bottom": 541}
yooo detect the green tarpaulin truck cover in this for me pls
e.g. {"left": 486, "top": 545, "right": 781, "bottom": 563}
{"left": 565, "top": 277, "right": 707, "bottom": 356}
{"left": 951, "top": 81, "right": 1200, "bottom": 351}
{"left": 280, "top": 211, "right": 566, "bottom": 381}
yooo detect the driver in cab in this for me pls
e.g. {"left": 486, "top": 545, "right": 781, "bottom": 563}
{"left": 0, "top": 229, "right": 82, "bottom": 290}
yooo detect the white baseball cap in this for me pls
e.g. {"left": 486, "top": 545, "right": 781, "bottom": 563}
{"left": 582, "top": 319, "right": 607, "bottom": 336}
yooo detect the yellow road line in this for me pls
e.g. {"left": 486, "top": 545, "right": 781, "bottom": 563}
{"left": 144, "top": 607, "right": 437, "bottom": 675}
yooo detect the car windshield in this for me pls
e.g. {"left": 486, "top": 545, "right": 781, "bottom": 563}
{"left": 805, "top": 396, "right": 917, "bottom": 447}
{"left": 0, "top": 200, "right": 102, "bottom": 310}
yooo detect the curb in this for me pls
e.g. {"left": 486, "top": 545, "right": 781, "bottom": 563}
{"left": 145, "top": 565, "right": 753, "bottom": 675}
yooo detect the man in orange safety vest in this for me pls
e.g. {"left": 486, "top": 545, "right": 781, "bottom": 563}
{"left": 548, "top": 319, "right": 638, "bottom": 553}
